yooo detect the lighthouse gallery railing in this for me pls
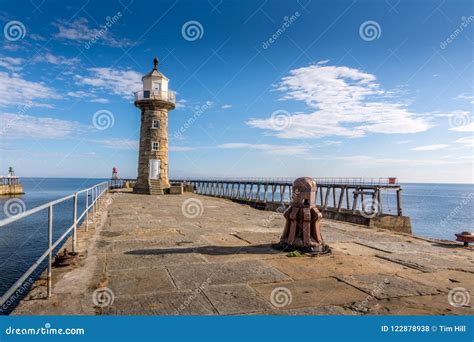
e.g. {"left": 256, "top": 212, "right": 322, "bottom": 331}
{"left": 134, "top": 90, "right": 176, "bottom": 103}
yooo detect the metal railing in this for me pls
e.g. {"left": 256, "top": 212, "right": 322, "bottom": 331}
{"left": 134, "top": 90, "right": 176, "bottom": 104}
{"left": 171, "top": 178, "right": 404, "bottom": 216}
{"left": 0, "top": 181, "right": 109, "bottom": 307}
{"left": 0, "top": 177, "right": 21, "bottom": 186}
{"left": 172, "top": 177, "right": 399, "bottom": 186}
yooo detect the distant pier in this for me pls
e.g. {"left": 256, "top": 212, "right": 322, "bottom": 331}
{"left": 0, "top": 167, "right": 24, "bottom": 196}
{"left": 169, "top": 177, "right": 412, "bottom": 234}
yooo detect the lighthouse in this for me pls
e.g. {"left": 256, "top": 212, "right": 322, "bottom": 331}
{"left": 133, "top": 57, "right": 176, "bottom": 195}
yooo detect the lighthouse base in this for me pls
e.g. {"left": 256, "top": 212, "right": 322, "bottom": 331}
{"left": 0, "top": 184, "right": 24, "bottom": 196}
{"left": 133, "top": 179, "right": 169, "bottom": 195}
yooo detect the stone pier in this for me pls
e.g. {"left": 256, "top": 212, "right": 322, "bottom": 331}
{"left": 13, "top": 190, "right": 473, "bottom": 315}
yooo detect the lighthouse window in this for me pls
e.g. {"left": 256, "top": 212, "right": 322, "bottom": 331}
{"left": 152, "top": 119, "right": 160, "bottom": 129}
{"left": 152, "top": 141, "right": 160, "bottom": 151}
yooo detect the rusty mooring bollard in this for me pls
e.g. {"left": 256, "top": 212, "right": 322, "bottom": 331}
{"left": 455, "top": 231, "right": 474, "bottom": 247}
{"left": 274, "top": 177, "right": 329, "bottom": 254}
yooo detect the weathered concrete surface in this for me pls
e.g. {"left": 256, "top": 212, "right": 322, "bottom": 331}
{"left": 13, "top": 191, "right": 473, "bottom": 316}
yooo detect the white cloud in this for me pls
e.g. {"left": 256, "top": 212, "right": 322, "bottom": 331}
{"left": 169, "top": 146, "right": 196, "bottom": 152}
{"left": 455, "top": 136, "right": 474, "bottom": 148}
{"left": 0, "top": 72, "right": 60, "bottom": 107}
{"left": 90, "top": 98, "right": 110, "bottom": 103}
{"left": 456, "top": 93, "right": 474, "bottom": 103}
{"left": 411, "top": 144, "right": 449, "bottom": 151}
{"left": 66, "top": 91, "right": 110, "bottom": 103}
{"left": 94, "top": 138, "right": 138, "bottom": 150}
{"left": 0, "top": 113, "right": 86, "bottom": 139}
{"left": 450, "top": 122, "right": 474, "bottom": 132}
{"left": 310, "top": 154, "right": 466, "bottom": 167}
{"left": 33, "top": 52, "right": 80, "bottom": 66}
{"left": 218, "top": 143, "right": 310, "bottom": 156}
{"left": 0, "top": 57, "right": 24, "bottom": 71}
{"left": 175, "top": 99, "right": 187, "bottom": 110}
{"left": 247, "top": 63, "right": 433, "bottom": 139}
{"left": 75, "top": 67, "right": 142, "bottom": 99}
{"left": 67, "top": 91, "right": 90, "bottom": 98}
{"left": 221, "top": 104, "right": 232, "bottom": 109}
{"left": 54, "top": 18, "right": 132, "bottom": 48}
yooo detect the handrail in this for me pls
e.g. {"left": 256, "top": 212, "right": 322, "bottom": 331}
{"left": 169, "top": 178, "right": 404, "bottom": 217}
{"left": 0, "top": 181, "right": 109, "bottom": 309}
{"left": 170, "top": 177, "right": 399, "bottom": 187}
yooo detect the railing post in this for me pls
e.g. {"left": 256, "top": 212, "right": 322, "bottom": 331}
{"left": 396, "top": 189, "right": 403, "bottom": 216}
{"left": 72, "top": 192, "right": 77, "bottom": 253}
{"left": 47, "top": 204, "right": 53, "bottom": 298}
{"left": 86, "top": 189, "right": 89, "bottom": 232}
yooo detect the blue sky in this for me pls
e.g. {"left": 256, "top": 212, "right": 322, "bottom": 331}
{"left": 0, "top": 0, "right": 472, "bottom": 183}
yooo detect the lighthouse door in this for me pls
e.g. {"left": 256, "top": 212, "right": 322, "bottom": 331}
{"left": 149, "top": 159, "right": 160, "bottom": 180}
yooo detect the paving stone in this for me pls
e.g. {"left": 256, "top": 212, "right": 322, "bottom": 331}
{"left": 102, "top": 290, "right": 216, "bottom": 315}
{"left": 267, "top": 305, "right": 355, "bottom": 315}
{"left": 396, "top": 269, "right": 474, "bottom": 292}
{"left": 167, "top": 260, "right": 290, "bottom": 290}
{"left": 377, "top": 252, "right": 474, "bottom": 272}
{"left": 106, "top": 267, "right": 176, "bottom": 296}
{"left": 368, "top": 294, "right": 473, "bottom": 315}
{"left": 105, "top": 252, "right": 207, "bottom": 271}
{"left": 329, "top": 242, "right": 383, "bottom": 256}
{"left": 202, "top": 233, "right": 250, "bottom": 246}
{"left": 252, "top": 278, "right": 368, "bottom": 309}
{"left": 234, "top": 231, "right": 281, "bottom": 245}
{"left": 266, "top": 255, "right": 410, "bottom": 280}
{"left": 203, "top": 284, "right": 273, "bottom": 315}
{"left": 337, "top": 274, "right": 441, "bottom": 299}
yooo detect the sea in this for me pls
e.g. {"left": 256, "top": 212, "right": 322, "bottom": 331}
{"left": 0, "top": 178, "right": 473, "bottom": 312}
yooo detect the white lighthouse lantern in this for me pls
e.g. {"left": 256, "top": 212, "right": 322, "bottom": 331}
{"left": 141, "top": 57, "right": 170, "bottom": 101}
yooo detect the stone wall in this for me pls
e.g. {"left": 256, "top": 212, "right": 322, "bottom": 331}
{"left": 0, "top": 184, "right": 24, "bottom": 195}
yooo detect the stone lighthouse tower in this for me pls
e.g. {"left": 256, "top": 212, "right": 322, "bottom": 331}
{"left": 133, "top": 57, "right": 176, "bottom": 194}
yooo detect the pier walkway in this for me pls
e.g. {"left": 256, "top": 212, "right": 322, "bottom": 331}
{"left": 13, "top": 191, "right": 473, "bottom": 315}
